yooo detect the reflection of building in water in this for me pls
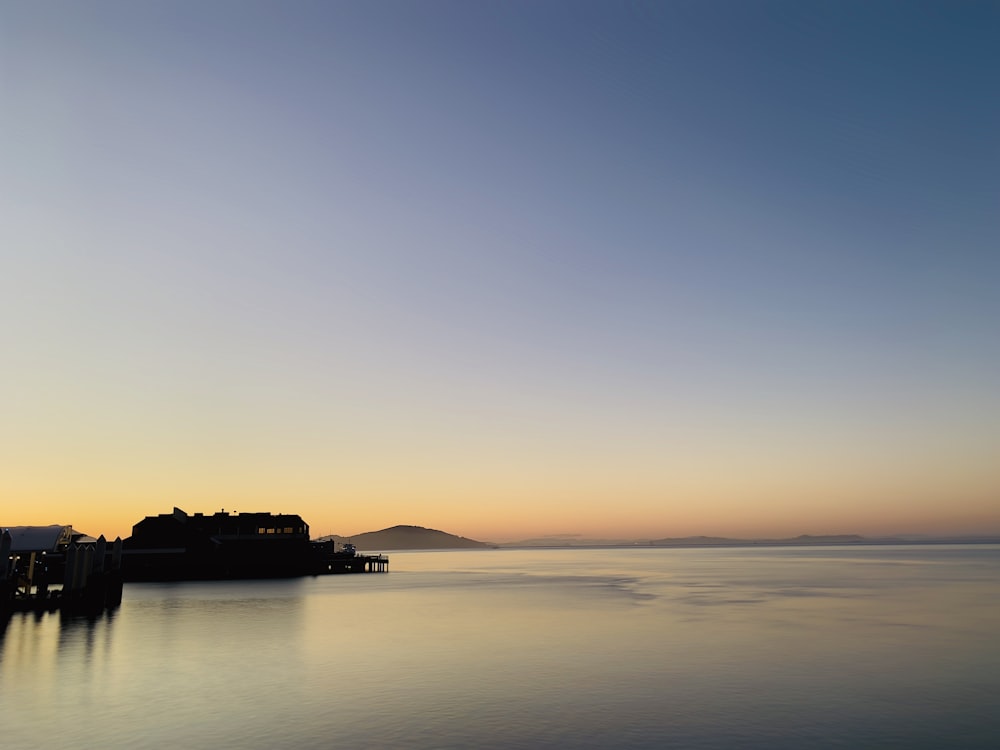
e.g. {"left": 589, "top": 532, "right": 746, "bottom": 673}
{"left": 124, "top": 507, "right": 387, "bottom": 580}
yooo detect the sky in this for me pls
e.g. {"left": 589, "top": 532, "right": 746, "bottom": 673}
{"left": 2, "top": 1, "right": 998, "bottom": 543}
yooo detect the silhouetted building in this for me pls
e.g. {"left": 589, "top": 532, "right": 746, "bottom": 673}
{"left": 124, "top": 507, "right": 313, "bottom": 580}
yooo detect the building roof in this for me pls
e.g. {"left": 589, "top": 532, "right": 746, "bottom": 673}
{"left": 1, "top": 525, "right": 77, "bottom": 552}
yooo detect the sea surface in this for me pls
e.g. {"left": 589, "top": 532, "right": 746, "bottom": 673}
{"left": 2, "top": 545, "right": 999, "bottom": 749}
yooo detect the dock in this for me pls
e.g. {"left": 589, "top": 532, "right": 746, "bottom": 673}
{"left": 2, "top": 529, "right": 124, "bottom": 617}
{"left": 313, "top": 540, "right": 389, "bottom": 574}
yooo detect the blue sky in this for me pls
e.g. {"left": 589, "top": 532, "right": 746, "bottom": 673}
{"left": 2, "top": 1, "right": 998, "bottom": 540}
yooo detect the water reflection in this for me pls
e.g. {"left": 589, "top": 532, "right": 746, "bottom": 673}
{"left": 1, "top": 606, "right": 119, "bottom": 654}
{"left": 0, "top": 605, "right": 120, "bottom": 722}
{"left": 56, "top": 607, "right": 118, "bottom": 663}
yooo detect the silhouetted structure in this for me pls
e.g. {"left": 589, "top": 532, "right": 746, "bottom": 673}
{"left": 123, "top": 507, "right": 387, "bottom": 581}
{"left": 1, "top": 526, "right": 123, "bottom": 616}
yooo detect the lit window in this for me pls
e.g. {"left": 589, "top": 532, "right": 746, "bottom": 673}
{"left": 284, "top": 527, "right": 293, "bottom": 534}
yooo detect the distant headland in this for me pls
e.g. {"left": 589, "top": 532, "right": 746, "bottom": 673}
{"left": 318, "top": 525, "right": 496, "bottom": 551}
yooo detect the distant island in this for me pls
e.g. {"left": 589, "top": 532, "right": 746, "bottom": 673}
{"left": 317, "top": 525, "right": 495, "bottom": 551}
{"left": 317, "top": 526, "right": 1000, "bottom": 551}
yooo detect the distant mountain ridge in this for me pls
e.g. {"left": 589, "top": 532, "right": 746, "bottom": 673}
{"left": 493, "top": 533, "right": 870, "bottom": 547}
{"left": 318, "top": 525, "right": 494, "bottom": 551}
{"left": 496, "top": 533, "right": 1000, "bottom": 547}
{"left": 315, "top": 527, "right": 1000, "bottom": 551}
{"left": 646, "top": 534, "right": 866, "bottom": 547}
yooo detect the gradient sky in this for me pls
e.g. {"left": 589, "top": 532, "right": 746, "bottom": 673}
{"left": 2, "top": 1, "right": 998, "bottom": 542}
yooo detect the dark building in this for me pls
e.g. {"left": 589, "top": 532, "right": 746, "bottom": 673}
{"left": 124, "top": 507, "right": 315, "bottom": 581}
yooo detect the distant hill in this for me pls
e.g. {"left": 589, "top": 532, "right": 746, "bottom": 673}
{"left": 647, "top": 534, "right": 867, "bottom": 547}
{"left": 500, "top": 536, "right": 638, "bottom": 547}
{"left": 502, "top": 534, "right": 871, "bottom": 548}
{"left": 321, "top": 525, "right": 494, "bottom": 551}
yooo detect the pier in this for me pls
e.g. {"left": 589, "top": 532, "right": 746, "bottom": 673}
{"left": 2, "top": 528, "right": 124, "bottom": 617}
{"left": 313, "top": 540, "right": 389, "bottom": 574}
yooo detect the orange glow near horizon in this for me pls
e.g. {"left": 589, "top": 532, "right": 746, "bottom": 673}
{"left": 4, "top": 467, "right": 998, "bottom": 544}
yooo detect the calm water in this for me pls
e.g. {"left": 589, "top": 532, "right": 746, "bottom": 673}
{"left": 2, "top": 545, "right": 999, "bottom": 749}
